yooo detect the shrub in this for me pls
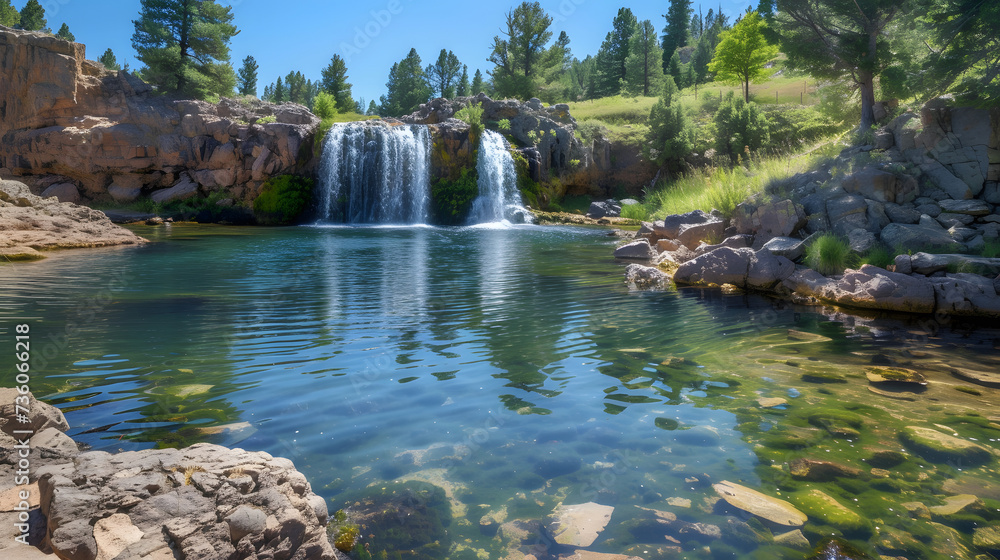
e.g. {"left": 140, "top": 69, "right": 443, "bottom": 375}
{"left": 257, "top": 115, "right": 277, "bottom": 124}
{"left": 714, "top": 92, "right": 770, "bottom": 158}
{"left": 646, "top": 92, "right": 694, "bottom": 172}
{"left": 497, "top": 118, "right": 511, "bottom": 131}
{"left": 806, "top": 234, "right": 852, "bottom": 276}
{"left": 430, "top": 167, "right": 478, "bottom": 225}
{"left": 253, "top": 175, "right": 314, "bottom": 225}
{"left": 312, "top": 91, "right": 337, "bottom": 120}
{"left": 455, "top": 102, "right": 485, "bottom": 135}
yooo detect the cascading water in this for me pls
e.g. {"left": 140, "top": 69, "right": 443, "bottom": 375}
{"left": 468, "top": 129, "right": 533, "bottom": 224}
{"left": 318, "top": 122, "right": 431, "bottom": 224}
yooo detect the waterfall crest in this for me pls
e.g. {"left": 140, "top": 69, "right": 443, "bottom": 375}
{"left": 318, "top": 122, "right": 431, "bottom": 224}
{"left": 468, "top": 130, "right": 532, "bottom": 224}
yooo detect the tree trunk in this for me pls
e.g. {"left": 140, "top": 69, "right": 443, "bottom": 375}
{"left": 858, "top": 71, "right": 875, "bottom": 131}
{"left": 743, "top": 80, "right": 749, "bottom": 103}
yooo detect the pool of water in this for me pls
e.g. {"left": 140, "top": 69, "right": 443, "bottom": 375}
{"left": 3, "top": 223, "right": 1000, "bottom": 559}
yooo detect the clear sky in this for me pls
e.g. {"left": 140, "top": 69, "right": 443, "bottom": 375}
{"left": 24, "top": 0, "right": 749, "bottom": 106}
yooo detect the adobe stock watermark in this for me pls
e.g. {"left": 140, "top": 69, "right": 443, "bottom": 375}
{"left": 340, "top": 1, "right": 412, "bottom": 63}
{"left": 551, "top": 0, "right": 587, "bottom": 23}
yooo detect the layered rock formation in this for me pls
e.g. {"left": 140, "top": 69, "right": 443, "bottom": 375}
{"left": 0, "top": 389, "right": 339, "bottom": 560}
{"left": 0, "top": 26, "right": 318, "bottom": 205}
{"left": 0, "top": 179, "right": 144, "bottom": 260}
{"left": 617, "top": 100, "right": 1000, "bottom": 318}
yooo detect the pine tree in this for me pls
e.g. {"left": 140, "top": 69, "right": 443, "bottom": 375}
{"left": 646, "top": 76, "right": 692, "bottom": 172}
{"left": 285, "top": 71, "right": 306, "bottom": 105}
{"left": 661, "top": 0, "right": 692, "bottom": 71}
{"left": 0, "top": 0, "right": 19, "bottom": 28}
{"left": 131, "top": 0, "right": 238, "bottom": 99}
{"left": 378, "top": 48, "right": 432, "bottom": 116}
{"left": 470, "top": 69, "right": 485, "bottom": 95}
{"left": 99, "top": 48, "right": 120, "bottom": 71}
{"left": 367, "top": 100, "right": 378, "bottom": 115}
{"left": 18, "top": 0, "right": 45, "bottom": 31}
{"left": 456, "top": 65, "right": 470, "bottom": 97}
{"left": 273, "top": 76, "right": 285, "bottom": 103}
{"left": 624, "top": 20, "right": 666, "bottom": 97}
{"left": 321, "top": 54, "right": 354, "bottom": 111}
{"left": 237, "top": 55, "right": 258, "bottom": 96}
{"left": 55, "top": 22, "right": 73, "bottom": 41}
{"left": 593, "top": 8, "right": 637, "bottom": 97}
{"left": 488, "top": 1, "right": 553, "bottom": 99}
{"left": 667, "top": 51, "right": 682, "bottom": 86}
{"left": 426, "top": 49, "right": 462, "bottom": 98}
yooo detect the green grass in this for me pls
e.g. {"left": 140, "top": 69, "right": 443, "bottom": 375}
{"left": 981, "top": 240, "right": 1000, "bottom": 259}
{"left": 806, "top": 233, "right": 852, "bottom": 276}
{"left": 643, "top": 134, "right": 844, "bottom": 219}
{"left": 620, "top": 202, "right": 651, "bottom": 221}
{"left": 859, "top": 244, "right": 894, "bottom": 268}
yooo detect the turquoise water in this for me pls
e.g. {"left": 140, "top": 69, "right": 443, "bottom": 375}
{"left": 4, "top": 224, "right": 1000, "bottom": 559}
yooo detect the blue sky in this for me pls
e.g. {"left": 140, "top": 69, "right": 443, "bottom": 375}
{"left": 23, "top": 0, "right": 749, "bottom": 105}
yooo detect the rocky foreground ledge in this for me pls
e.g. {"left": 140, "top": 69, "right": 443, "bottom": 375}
{"left": 0, "top": 180, "right": 144, "bottom": 261}
{"left": 0, "top": 389, "right": 340, "bottom": 560}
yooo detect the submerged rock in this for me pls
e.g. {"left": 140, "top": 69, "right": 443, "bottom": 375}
{"left": 789, "top": 458, "right": 863, "bottom": 481}
{"left": 899, "top": 426, "right": 993, "bottom": 465}
{"left": 792, "top": 489, "right": 869, "bottom": 534}
{"left": 864, "top": 366, "right": 928, "bottom": 385}
{"left": 624, "top": 264, "right": 669, "bottom": 289}
{"left": 547, "top": 502, "right": 615, "bottom": 547}
{"left": 712, "top": 480, "right": 807, "bottom": 527}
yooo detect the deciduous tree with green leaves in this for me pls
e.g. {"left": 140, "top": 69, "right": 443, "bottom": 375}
{"left": 488, "top": 1, "right": 553, "bottom": 99}
{"left": 0, "top": 0, "right": 19, "bottom": 28}
{"left": 772, "top": 0, "right": 909, "bottom": 129}
{"left": 321, "top": 54, "right": 354, "bottom": 112}
{"left": 624, "top": 19, "right": 666, "bottom": 97}
{"left": 237, "top": 55, "right": 258, "bottom": 96}
{"left": 131, "top": 0, "right": 238, "bottom": 100}
{"left": 708, "top": 10, "right": 778, "bottom": 102}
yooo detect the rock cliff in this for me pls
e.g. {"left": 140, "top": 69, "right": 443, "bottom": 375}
{"left": 0, "top": 26, "right": 318, "bottom": 206}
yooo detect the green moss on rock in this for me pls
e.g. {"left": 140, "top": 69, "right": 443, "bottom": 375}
{"left": 253, "top": 175, "right": 314, "bottom": 225}
{"left": 898, "top": 426, "right": 992, "bottom": 466}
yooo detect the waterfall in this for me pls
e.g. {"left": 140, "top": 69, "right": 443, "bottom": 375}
{"left": 468, "top": 130, "right": 533, "bottom": 224}
{"left": 318, "top": 122, "right": 431, "bottom": 224}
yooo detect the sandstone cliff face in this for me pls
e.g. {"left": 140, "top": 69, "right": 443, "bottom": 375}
{"left": 0, "top": 26, "right": 318, "bottom": 205}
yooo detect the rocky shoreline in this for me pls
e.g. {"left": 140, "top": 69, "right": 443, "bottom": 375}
{"left": 0, "top": 389, "right": 341, "bottom": 560}
{"left": 615, "top": 100, "right": 1000, "bottom": 319}
{"left": 0, "top": 179, "right": 144, "bottom": 261}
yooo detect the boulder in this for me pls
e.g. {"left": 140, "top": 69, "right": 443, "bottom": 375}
{"left": 41, "top": 182, "right": 81, "bottom": 204}
{"left": 910, "top": 253, "right": 1000, "bottom": 276}
{"left": 929, "top": 274, "right": 1000, "bottom": 317}
{"left": 916, "top": 202, "right": 943, "bottom": 217}
{"left": 732, "top": 199, "right": 806, "bottom": 238}
{"left": 847, "top": 228, "right": 877, "bottom": 253}
{"left": 894, "top": 254, "right": 912, "bottom": 274}
{"left": 694, "top": 234, "right": 752, "bottom": 256}
{"left": 826, "top": 195, "right": 870, "bottom": 236}
{"left": 676, "top": 219, "right": 726, "bottom": 250}
{"left": 761, "top": 236, "right": 806, "bottom": 261}
{"left": 841, "top": 168, "right": 899, "bottom": 202}
{"left": 747, "top": 250, "right": 795, "bottom": 290}
{"left": 150, "top": 176, "right": 199, "bottom": 204}
{"left": 674, "top": 247, "right": 754, "bottom": 287}
{"left": 985, "top": 182, "right": 1000, "bottom": 204}
{"left": 936, "top": 212, "right": 976, "bottom": 228}
{"left": 588, "top": 200, "right": 622, "bottom": 219}
{"left": 784, "top": 264, "right": 937, "bottom": 313}
{"left": 880, "top": 223, "right": 963, "bottom": 252}
{"left": 921, "top": 161, "right": 973, "bottom": 200}
{"left": 614, "top": 239, "right": 656, "bottom": 260}
{"left": 624, "top": 264, "right": 670, "bottom": 289}
{"left": 939, "top": 199, "right": 992, "bottom": 215}
{"left": 656, "top": 210, "right": 713, "bottom": 239}
{"left": 883, "top": 203, "right": 922, "bottom": 224}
